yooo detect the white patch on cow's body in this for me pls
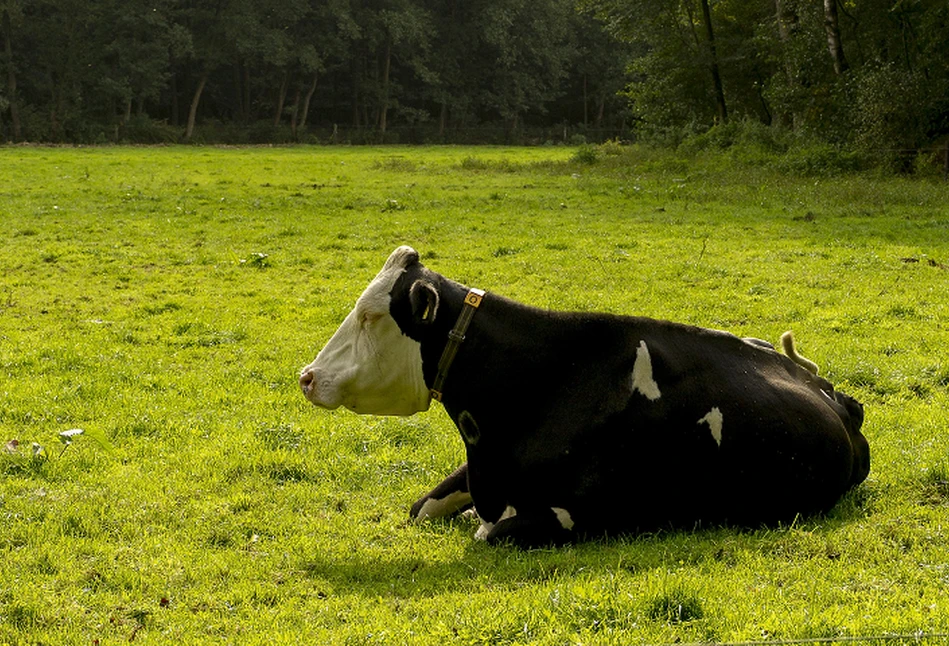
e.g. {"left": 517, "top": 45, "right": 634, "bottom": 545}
{"left": 698, "top": 407, "right": 724, "bottom": 447}
{"left": 742, "top": 337, "right": 774, "bottom": 351}
{"left": 551, "top": 507, "right": 575, "bottom": 531}
{"left": 299, "top": 246, "right": 432, "bottom": 416}
{"left": 458, "top": 410, "right": 481, "bottom": 446}
{"left": 631, "top": 340, "right": 662, "bottom": 400}
{"left": 414, "top": 491, "right": 473, "bottom": 521}
{"left": 474, "top": 505, "right": 516, "bottom": 541}
{"left": 474, "top": 521, "right": 494, "bottom": 541}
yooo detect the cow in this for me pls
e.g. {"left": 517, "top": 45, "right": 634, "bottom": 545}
{"left": 299, "top": 246, "right": 870, "bottom": 547}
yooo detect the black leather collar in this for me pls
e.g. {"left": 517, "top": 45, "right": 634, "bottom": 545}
{"left": 431, "top": 288, "right": 485, "bottom": 402}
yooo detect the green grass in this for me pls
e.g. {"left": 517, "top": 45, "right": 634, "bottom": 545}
{"left": 1, "top": 144, "right": 948, "bottom": 644}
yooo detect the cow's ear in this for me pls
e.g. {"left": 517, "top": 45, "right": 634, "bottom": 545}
{"left": 409, "top": 280, "right": 440, "bottom": 325}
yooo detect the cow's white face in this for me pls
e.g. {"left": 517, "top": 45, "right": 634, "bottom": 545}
{"left": 299, "top": 246, "right": 432, "bottom": 416}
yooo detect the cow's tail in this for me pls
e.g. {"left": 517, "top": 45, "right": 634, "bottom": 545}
{"left": 780, "top": 331, "right": 820, "bottom": 375}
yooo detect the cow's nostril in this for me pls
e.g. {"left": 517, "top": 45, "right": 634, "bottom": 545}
{"left": 299, "top": 370, "right": 314, "bottom": 394}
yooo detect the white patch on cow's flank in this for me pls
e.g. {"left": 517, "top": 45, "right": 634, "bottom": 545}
{"left": 698, "top": 407, "right": 724, "bottom": 447}
{"left": 631, "top": 340, "right": 662, "bottom": 400}
{"left": 551, "top": 507, "right": 575, "bottom": 531}
{"left": 414, "top": 491, "right": 473, "bottom": 521}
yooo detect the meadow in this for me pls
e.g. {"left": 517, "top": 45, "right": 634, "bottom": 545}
{"left": 1, "top": 144, "right": 948, "bottom": 645}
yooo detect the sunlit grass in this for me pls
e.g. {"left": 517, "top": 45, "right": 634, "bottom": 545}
{"left": 1, "top": 144, "right": 948, "bottom": 643}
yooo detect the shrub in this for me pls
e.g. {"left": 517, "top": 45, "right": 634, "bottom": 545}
{"left": 775, "top": 144, "right": 864, "bottom": 176}
{"left": 120, "top": 115, "right": 181, "bottom": 144}
{"left": 848, "top": 63, "right": 944, "bottom": 171}
{"left": 571, "top": 144, "right": 599, "bottom": 165}
{"left": 598, "top": 138, "right": 626, "bottom": 156}
{"left": 678, "top": 119, "right": 791, "bottom": 156}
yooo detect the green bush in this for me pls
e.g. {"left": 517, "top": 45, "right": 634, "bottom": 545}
{"left": 571, "top": 144, "right": 599, "bottom": 164}
{"left": 776, "top": 144, "right": 864, "bottom": 176}
{"left": 678, "top": 119, "right": 791, "bottom": 155}
{"left": 848, "top": 63, "right": 940, "bottom": 171}
{"left": 120, "top": 115, "right": 181, "bottom": 144}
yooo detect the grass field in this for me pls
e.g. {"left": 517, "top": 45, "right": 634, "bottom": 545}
{"left": 1, "top": 144, "right": 949, "bottom": 645}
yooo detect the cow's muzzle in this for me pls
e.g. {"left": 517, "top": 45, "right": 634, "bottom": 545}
{"left": 299, "top": 369, "right": 315, "bottom": 397}
{"left": 299, "top": 368, "right": 333, "bottom": 407}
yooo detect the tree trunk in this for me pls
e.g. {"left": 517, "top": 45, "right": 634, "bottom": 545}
{"left": 773, "top": 0, "right": 798, "bottom": 128}
{"left": 823, "top": 0, "right": 848, "bottom": 75}
{"left": 700, "top": 0, "right": 727, "bottom": 123}
{"left": 379, "top": 36, "right": 392, "bottom": 134}
{"left": 273, "top": 70, "right": 288, "bottom": 126}
{"left": 774, "top": 0, "right": 791, "bottom": 42}
{"left": 299, "top": 71, "right": 317, "bottom": 129}
{"left": 185, "top": 71, "right": 208, "bottom": 142}
{"left": 242, "top": 64, "right": 251, "bottom": 120}
{"left": 439, "top": 101, "right": 447, "bottom": 136}
{"left": 232, "top": 62, "right": 244, "bottom": 122}
{"left": 170, "top": 71, "right": 179, "bottom": 127}
{"left": 351, "top": 55, "right": 361, "bottom": 128}
{"left": 50, "top": 75, "right": 64, "bottom": 139}
{"left": 290, "top": 88, "right": 300, "bottom": 137}
{"left": 753, "top": 67, "right": 772, "bottom": 124}
{"left": 774, "top": 0, "right": 793, "bottom": 75}
{"left": 582, "top": 74, "right": 589, "bottom": 127}
{"left": 1, "top": 10, "right": 21, "bottom": 141}
{"left": 508, "top": 113, "right": 519, "bottom": 141}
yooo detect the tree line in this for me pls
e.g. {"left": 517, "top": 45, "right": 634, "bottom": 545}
{"left": 0, "top": 0, "right": 631, "bottom": 144}
{"left": 584, "top": 0, "right": 948, "bottom": 165}
{"left": 1, "top": 0, "right": 947, "bottom": 157}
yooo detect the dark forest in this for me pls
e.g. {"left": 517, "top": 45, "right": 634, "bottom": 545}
{"left": 1, "top": 0, "right": 947, "bottom": 156}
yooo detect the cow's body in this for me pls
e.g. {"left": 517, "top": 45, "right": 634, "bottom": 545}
{"left": 300, "top": 246, "right": 870, "bottom": 546}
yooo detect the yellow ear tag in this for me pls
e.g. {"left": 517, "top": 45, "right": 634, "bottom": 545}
{"left": 465, "top": 289, "right": 485, "bottom": 308}
{"left": 422, "top": 303, "right": 432, "bottom": 320}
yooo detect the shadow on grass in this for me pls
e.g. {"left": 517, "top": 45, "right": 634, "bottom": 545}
{"left": 299, "top": 553, "right": 478, "bottom": 598}
{"left": 295, "top": 483, "right": 878, "bottom": 599}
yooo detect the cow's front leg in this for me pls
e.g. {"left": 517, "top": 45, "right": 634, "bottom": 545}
{"left": 480, "top": 505, "right": 577, "bottom": 548}
{"left": 410, "top": 463, "right": 473, "bottom": 521}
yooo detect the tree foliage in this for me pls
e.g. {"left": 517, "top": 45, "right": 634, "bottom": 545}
{"left": 0, "top": 0, "right": 631, "bottom": 143}
{"left": 581, "top": 0, "right": 949, "bottom": 159}
{"left": 2, "top": 0, "right": 947, "bottom": 155}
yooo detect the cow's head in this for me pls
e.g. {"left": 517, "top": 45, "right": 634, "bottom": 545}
{"left": 299, "top": 245, "right": 442, "bottom": 416}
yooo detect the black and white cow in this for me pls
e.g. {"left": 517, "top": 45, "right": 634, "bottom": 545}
{"left": 299, "top": 246, "right": 870, "bottom": 546}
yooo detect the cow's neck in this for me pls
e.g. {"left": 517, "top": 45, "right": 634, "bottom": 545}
{"left": 430, "top": 287, "right": 486, "bottom": 402}
{"left": 420, "top": 283, "right": 551, "bottom": 413}
{"left": 414, "top": 280, "right": 474, "bottom": 392}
